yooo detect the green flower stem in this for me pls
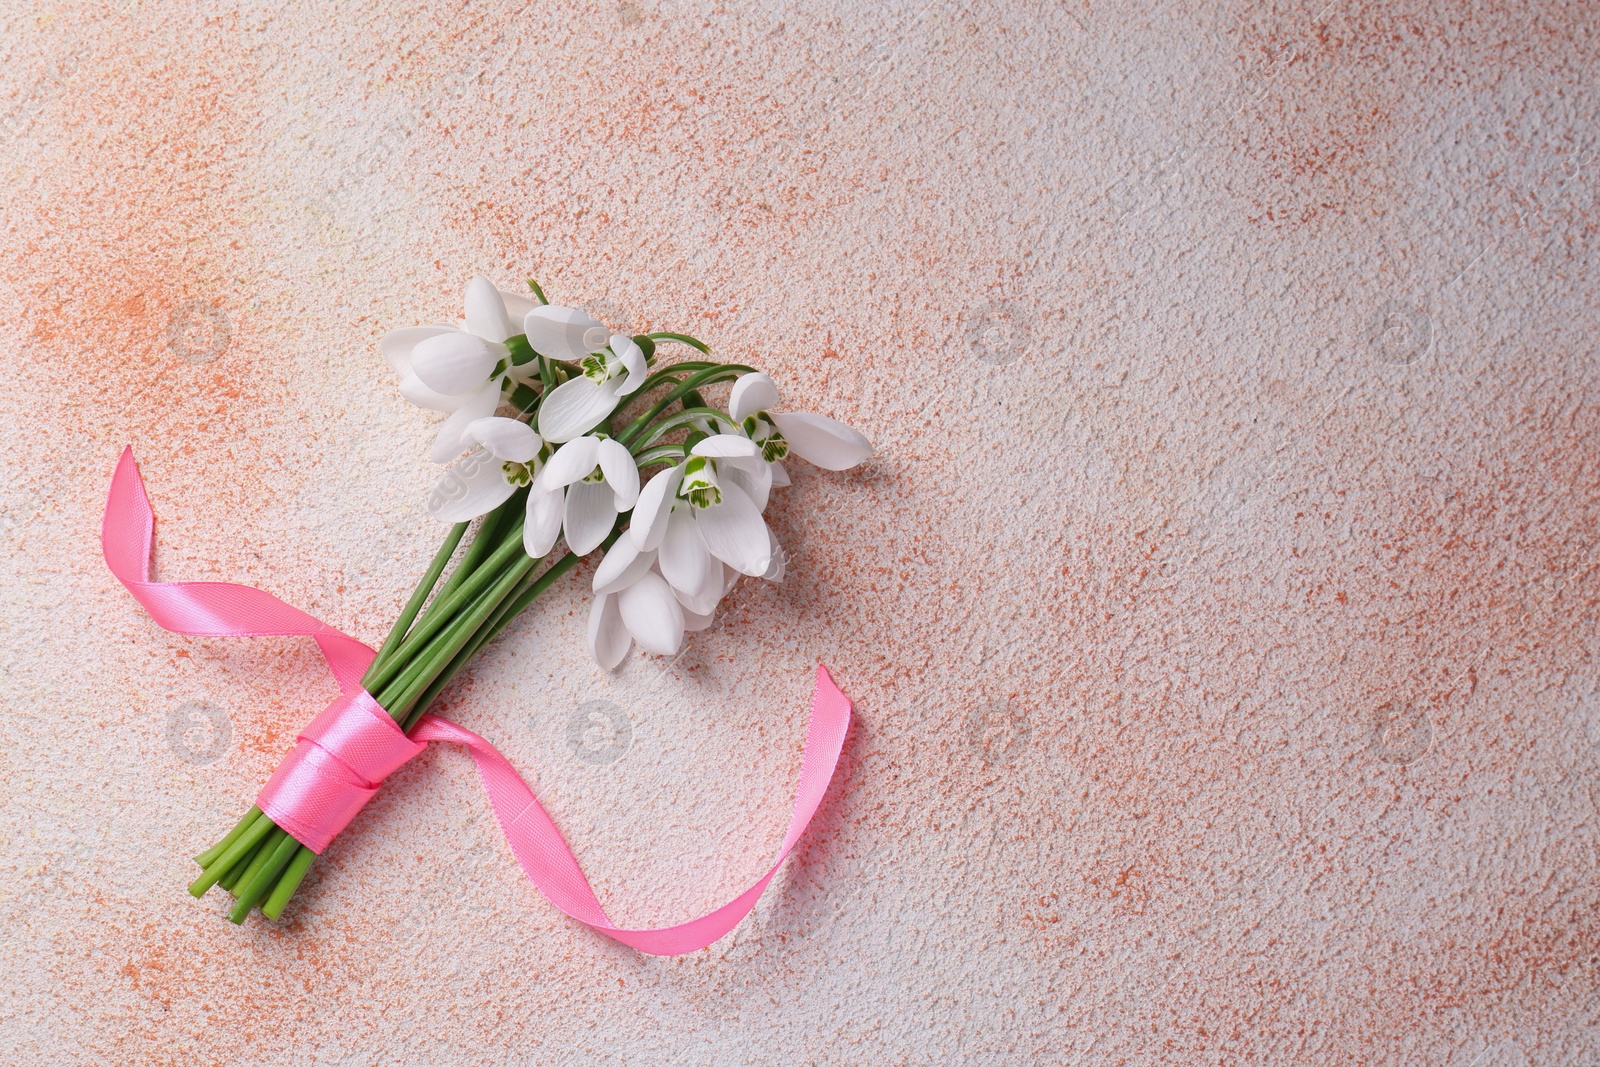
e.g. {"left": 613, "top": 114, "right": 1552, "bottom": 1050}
{"left": 364, "top": 517, "right": 528, "bottom": 697}
{"left": 399, "top": 548, "right": 588, "bottom": 732}
{"left": 635, "top": 361, "right": 719, "bottom": 391}
{"left": 615, "top": 365, "right": 756, "bottom": 447}
{"left": 607, "top": 362, "right": 716, "bottom": 422}
{"left": 631, "top": 443, "right": 689, "bottom": 470}
{"left": 397, "top": 560, "right": 552, "bottom": 733}
{"left": 229, "top": 830, "right": 299, "bottom": 923}
{"left": 189, "top": 810, "right": 277, "bottom": 897}
{"left": 631, "top": 406, "right": 738, "bottom": 450}
{"left": 605, "top": 361, "right": 714, "bottom": 416}
{"left": 367, "top": 523, "right": 468, "bottom": 683}
{"left": 230, "top": 827, "right": 286, "bottom": 896}
{"left": 218, "top": 838, "right": 265, "bottom": 894}
{"left": 194, "top": 806, "right": 259, "bottom": 867}
{"left": 433, "top": 495, "right": 523, "bottom": 606}
{"left": 644, "top": 331, "right": 711, "bottom": 354}
{"left": 261, "top": 844, "right": 316, "bottom": 921}
{"left": 379, "top": 553, "right": 538, "bottom": 724}
{"left": 484, "top": 539, "right": 604, "bottom": 644}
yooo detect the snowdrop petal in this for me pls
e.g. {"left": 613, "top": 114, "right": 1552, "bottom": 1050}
{"left": 674, "top": 557, "right": 725, "bottom": 616}
{"left": 464, "top": 416, "right": 539, "bottom": 462}
{"left": 694, "top": 481, "right": 771, "bottom": 577}
{"left": 429, "top": 383, "right": 503, "bottom": 463}
{"left": 617, "top": 571, "right": 685, "bottom": 656}
{"left": 412, "top": 332, "right": 507, "bottom": 395}
{"left": 499, "top": 289, "right": 540, "bottom": 323}
{"left": 658, "top": 508, "right": 710, "bottom": 597}
{"left": 681, "top": 604, "right": 715, "bottom": 632}
{"left": 597, "top": 438, "right": 640, "bottom": 510}
{"left": 769, "top": 460, "right": 791, "bottom": 487}
{"left": 611, "top": 334, "right": 647, "bottom": 395}
{"left": 721, "top": 456, "right": 772, "bottom": 512}
{"left": 537, "top": 376, "right": 622, "bottom": 443}
{"left": 728, "top": 373, "right": 780, "bottom": 423}
{"left": 427, "top": 449, "right": 518, "bottom": 523}
{"left": 382, "top": 324, "right": 455, "bottom": 375}
{"left": 464, "top": 276, "right": 513, "bottom": 342}
{"left": 400, "top": 372, "right": 477, "bottom": 413}
{"left": 541, "top": 435, "right": 602, "bottom": 489}
{"left": 629, "top": 465, "right": 684, "bottom": 552}
{"left": 593, "top": 538, "right": 656, "bottom": 595}
{"left": 690, "top": 434, "right": 761, "bottom": 459}
{"left": 770, "top": 410, "right": 874, "bottom": 470}
{"left": 563, "top": 480, "right": 617, "bottom": 555}
{"left": 524, "top": 484, "right": 565, "bottom": 558}
{"left": 524, "top": 305, "right": 609, "bottom": 361}
{"left": 588, "top": 592, "right": 631, "bottom": 670}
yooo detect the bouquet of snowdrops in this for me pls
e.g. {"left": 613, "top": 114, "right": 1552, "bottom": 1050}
{"left": 186, "top": 277, "right": 872, "bottom": 923}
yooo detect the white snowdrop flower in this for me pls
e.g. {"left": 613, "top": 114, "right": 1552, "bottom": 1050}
{"left": 426, "top": 416, "right": 544, "bottom": 523}
{"left": 584, "top": 538, "right": 724, "bottom": 670}
{"left": 533, "top": 317, "right": 648, "bottom": 444}
{"left": 728, "top": 372, "right": 874, "bottom": 473}
{"left": 536, "top": 434, "right": 641, "bottom": 555}
{"left": 624, "top": 434, "right": 782, "bottom": 621}
{"left": 382, "top": 276, "right": 543, "bottom": 462}
{"left": 588, "top": 571, "right": 687, "bottom": 668}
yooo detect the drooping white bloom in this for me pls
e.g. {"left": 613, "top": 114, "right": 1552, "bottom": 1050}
{"left": 383, "top": 276, "right": 543, "bottom": 462}
{"left": 728, "top": 372, "right": 874, "bottom": 472}
{"left": 533, "top": 316, "right": 648, "bottom": 444}
{"left": 426, "top": 416, "right": 544, "bottom": 523}
{"left": 581, "top": 453, "right": 791, "bottom": 669}
{"left": 630, "top": 436, "right": 774, "bottom": 579}
{"left": 536, "top": 434, "right": 641, "bottom": 555}
{"left": 584, "top": 538, "right": 726, "bottom": 669}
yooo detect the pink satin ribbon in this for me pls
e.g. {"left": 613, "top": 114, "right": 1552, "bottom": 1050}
{"left": 256, "top": 689, "right": 427, "bottom": 853}
{"left": 103, "top": 447, "right": 852, "bottom": 955}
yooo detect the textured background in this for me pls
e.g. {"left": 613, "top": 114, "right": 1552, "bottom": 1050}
{"left": 1, "top": 1, "right": 1597, "bottom": 1064}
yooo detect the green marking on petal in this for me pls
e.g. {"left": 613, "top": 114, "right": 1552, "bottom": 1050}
{"left": 761, "top": 435, "right": 789, "bottom": 463}
{"left": 679, "top": 455, "right": 722, "bottom": 509}
{"left": 581, "top": 465, "right": 607, "bottom": 484}
{"left": 686, "top": 485, "right": 722, "bottom": 509}
{"left": 743, "top": 412, "right": 785, "bottom": 462}
{"left": 502, "top": 461, "right": 532, "bottom": 487}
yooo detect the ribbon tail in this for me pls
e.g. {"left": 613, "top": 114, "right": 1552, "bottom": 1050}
{"left": 102, "top": 447, "right": 376, "bottom": 690}
{"left": 411, "top": 664, "right": 853, "bottom": 956}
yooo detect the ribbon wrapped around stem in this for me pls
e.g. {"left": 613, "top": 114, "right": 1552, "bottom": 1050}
{"left": 102, "top": 448, "right": 852, "bottom": 956}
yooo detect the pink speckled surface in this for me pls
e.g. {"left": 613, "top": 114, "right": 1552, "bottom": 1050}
{"left": 2, "top": 1, "right": 1598, "bottom": 1064}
